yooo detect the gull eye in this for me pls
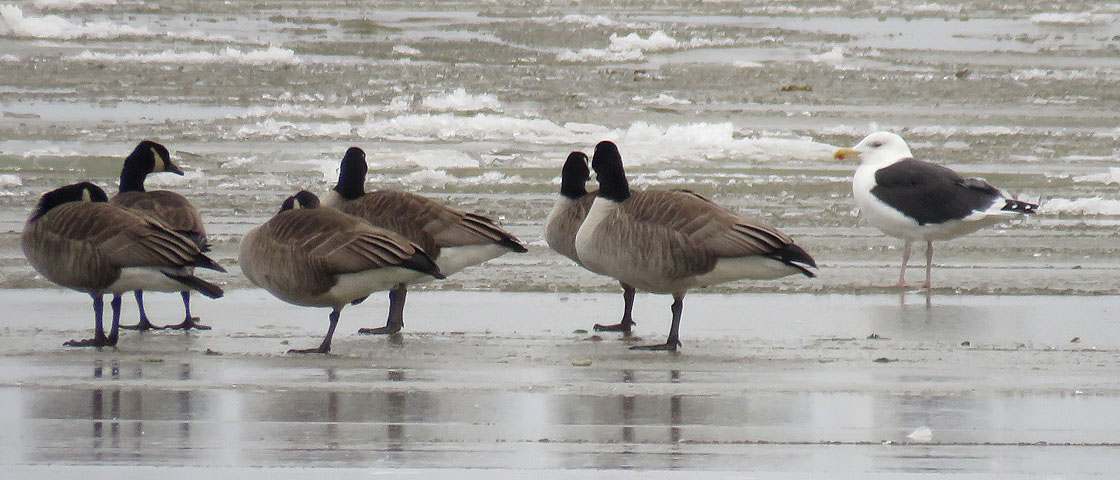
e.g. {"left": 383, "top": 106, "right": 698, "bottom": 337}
{"left": 870, "top": 141, "right": 883, "bottom": 148}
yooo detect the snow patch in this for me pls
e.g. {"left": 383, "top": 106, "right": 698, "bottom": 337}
{"left": 558, "top": 14, "right": 616, "bottom": 27}
{"left": 1, "top": 4, "right": 150, "bottom": 39}
{"left": 421, "top": 88, "right": 502, "bottom": 112}
{"left": 809, "top": 46, "right": 845, "bottom": 65}
{"left": 33, "top": 0, "right": 116, "bottom": 9}
{"left": 1073, "top": 168, "right": 1120, "bottom": 184}
{"left": 393, "top": 45, "right": 421, "bottom": 56}
{"left": 632, "top": 93, "right": 691, "bottom": 107}
{"left": 1044, "top": 197, "right": 1120, "bottom": 215}
{"left": 558, "top": 30, "right": 687, "bottom": 62}
{"left": 1030, "top": 13, "right": 1114, "bottom": 26}
{"left": 238, "top": 112, "right": 834, "bottom": 166}
{"left": 72, "top": 46, "right": 300, "bottom": 65}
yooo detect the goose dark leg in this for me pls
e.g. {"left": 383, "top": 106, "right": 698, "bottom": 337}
{"left": 631, "top": 293, "right": 684, "bottom": 352}
{"left": 594, "top": 282, "right": 636, "bottom": 334}
{"left": 290, "top": 307, "right": 341, "bottom": 354}
{"left": 120, "top": 291, "right": 165, "bottom": 331}
{"left": 65, "top": 294, "right": 110, "bottom": 348}
{"left": 164, "top": 292, "right": 211, "bottom": 331}
{"left": 922, "top": 241, "right": 934, "bottom": 289}
{"left": 358, "top": 283, "right": 406, "bottom": 335}
{"left": 107, "top": 294, "right": 121, "bottom": 347}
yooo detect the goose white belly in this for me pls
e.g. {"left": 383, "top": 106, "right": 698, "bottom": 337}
{"left": 692, "top": 256, "right": 803, "bottom": 287}
{"left": 326, "top": 267, "right": 424, "bottom": 305}
{"left": 107, "top": 267, "right": 193, "bottom": 294}
{"left": 430, "top": 244, "right": 510, "bottom": 278}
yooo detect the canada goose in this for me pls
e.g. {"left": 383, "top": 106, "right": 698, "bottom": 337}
{"left": 322, "top": 147, "right": 527, "bottom": 335}
{"left": 574, "top": 141, "right": 817, "bottom": 351}
{"left": 111, "top": 140, "right": 215, "bottom": 331}
{"left": 544, "top": 151, "right": 638, "bottom": 334}
{"left": 21, "top": 182, "right": 226, "bottom": 348}
{"left": 239, "top": 190, "right": 445, "bottom": 353}
{"left": 835, "top": 132, "right": 1037, "bottom": 288}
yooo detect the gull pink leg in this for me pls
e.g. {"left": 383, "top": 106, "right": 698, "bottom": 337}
{"left": 923, "top": 241, "right": 934, "bottom": 289}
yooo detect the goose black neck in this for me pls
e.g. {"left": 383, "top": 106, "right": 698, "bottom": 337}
{"left": 119, "top": 148, "right": 149, "bottom": 193}
{"left": 333, "top": 147, "right": 367, "bottom": 200}
{"left": 559, "top": 151, "right": 589, "bottom": 199}
{"left": 592, "top": 141, "right": 630, "bottom": 202}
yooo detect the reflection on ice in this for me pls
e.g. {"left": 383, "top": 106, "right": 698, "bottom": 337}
{"left": 3, "top": 357, "right": 1120, "bottom": 472}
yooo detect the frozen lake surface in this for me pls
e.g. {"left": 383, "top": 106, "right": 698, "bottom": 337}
{"left": 0, "top": 290, "right": 1119, "bottom": 476}
{"left": 1, "top": 0, "right": 1120, "bottom": 475}
{"left": 1, "top": 0, "right": 1120, "bottom": 294}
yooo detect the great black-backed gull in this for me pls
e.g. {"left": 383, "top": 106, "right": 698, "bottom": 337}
{"left": 834, "top": 132, "right": 1037, "bottom": 288}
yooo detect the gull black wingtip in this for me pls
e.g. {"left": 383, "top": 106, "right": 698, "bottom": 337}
{"left": 1002, "top": 198, "right": 1038, "bottom": 214}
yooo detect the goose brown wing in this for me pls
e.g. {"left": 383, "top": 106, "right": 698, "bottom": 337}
{"left": 621, "top": 190, "right": 793, "bottom": 258}
{"left": 337, "top": 190, "right": 440, "bottom": 255}
{"left": 36, "top": 202, "right": 204, "bottom": 269}
{"left": 343, "top": 190, "right": 525, "bottom": 252}
{"left": 268, "top": 209, "right": 421, "bottom": 275}
{"left": 113, "top": 190, "right": 208, "bottom": 249}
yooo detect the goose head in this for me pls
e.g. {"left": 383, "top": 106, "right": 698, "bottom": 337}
{"left": 559, "top": 151, "right": 590, "bottom": 199}
{"left": 279, "top": 190, "right": 321, "bottom": 213}
{"left": 30, "top": 181, "right": 108, "bottom": 221}
{"left": 334, "top": 146, "right": 368, "bottom": 200}
{"left": 120, "top": 140, "right": 180, "bottom": 192}
{"left": 591, "top": 141, "right": 630, "bottom": 202}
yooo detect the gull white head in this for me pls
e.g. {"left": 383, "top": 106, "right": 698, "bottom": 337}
{"left": 834, "top": 131, "right": 914, "bottom": 167}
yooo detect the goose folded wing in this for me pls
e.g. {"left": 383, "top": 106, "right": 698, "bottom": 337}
{"left": 138, "top": 191, "right": 206, "bottom": 236}
{"left": 312, "top": 229, "right": 419, "bottom": 275}
{"left": 623, "top": 190, "right": 792, "bottom": 257}
{"left": 114, "top": 191, "right": 208, "bottom": 248}
{"left": 93, "top": 211, "right": 203, "bottom": 268}
{"left": 348, "top": 190, "right": 522, "bottom": 250}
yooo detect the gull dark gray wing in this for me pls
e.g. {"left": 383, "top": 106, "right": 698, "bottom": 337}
{"left": 872, "top": 158, "right": 1002, "bottom": 225}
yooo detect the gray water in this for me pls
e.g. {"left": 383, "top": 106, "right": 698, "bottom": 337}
{"left": 2, "top": 0, "right": 1120, "bottom": 294}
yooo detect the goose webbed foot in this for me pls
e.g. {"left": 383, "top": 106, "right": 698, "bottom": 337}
{"left": 119, "top": 317, "right": 165, "bottom": 331}
{"left": 63, "top": 336, "right": 116, "bottom": 348}
{"left": 357, "top": 321, "right": 402, "bottom": 335}
{"left": 593, "top": 320, "right": 634, "bottom": 335}
{"left": 629, "top": 339, "right": 681, "bottom": 352}
{"left": 164, "top": 317, "right": 211, "bottom": 331}
{"left": 357, "top": 326, "right": 400, "bottom": 335}
{"left": 287, "top": 346, "right": 330, "bottom": 354}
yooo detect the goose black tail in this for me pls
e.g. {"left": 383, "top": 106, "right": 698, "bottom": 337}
{"left": 1002, "top": 199, "right": 1038, "bottom": 214}
{"left": 400, "top": 249, "right": 446, "bottom": 280}
{"left": 766, "top": 243, "right": 818, "bottom": 278}
{"left": 464, "top": 213, "right": 528, "bottom": 253}
{"left": 165, "top": 274, "right": 224, "bottom": 299}
{"left": 500, "top": 235, "right": 529, "bottom": 253}
{"left": 193, "top": 253, "right": 227, "bottom": 273}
